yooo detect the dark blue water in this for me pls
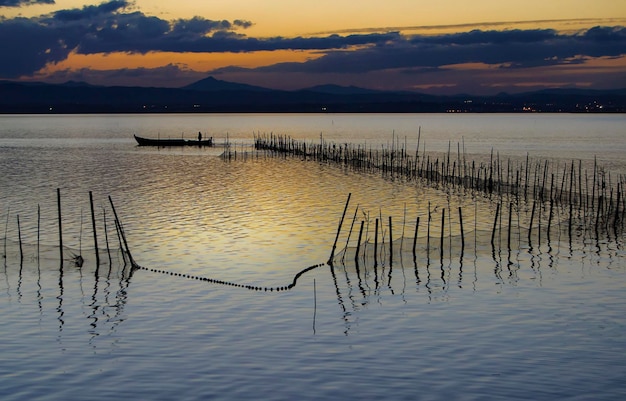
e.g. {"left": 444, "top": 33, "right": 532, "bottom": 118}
{"left": 1, "top": 114, "right": 625, "bottom": 400}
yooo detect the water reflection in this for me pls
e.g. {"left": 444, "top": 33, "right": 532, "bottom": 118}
{"left": 2, "top": 216, "right": 624, "bottom": 343}
{"left": 2, "top": 242, "right": 134, "bottom": 345}
{"left": 323, "top": 227, "right": 624, "bottom": 332}
{"left": 2, "top": 185, "right": 624, "bottom": 345}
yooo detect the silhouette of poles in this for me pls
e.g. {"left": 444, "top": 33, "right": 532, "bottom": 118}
{"left": 108, "top": 195, "right": 135, "bottom": 267}
{"left": 374, "top": 218, "right": 379, "bottom": 266}
{"left": 458, "top": 207, "right": 464, "bottom": 251}
{"left": 355, "top": 221, "right": 365, "bottom": 263}
{"left": 329, "top": 193, "right": 351, "bottom": 264}
{"left": 491, "top": 203, "right": 500, "bottom": 248}
{"left": 412, "top": 216, "right": 420, "bottom": 257}
{"left": 389, "top": 216, "right": 393, "bottom": 266}
{"left": 89, "top": 191, "right": 100, "bottom": 266}
{"left": 440, "top": 208, "right": 445, "bottom": 260}
{"left": 17, "top": 215, "right": 23, "bottom": 262}
{"left": 57, "top": 188, "right": 63, "bottom": 264}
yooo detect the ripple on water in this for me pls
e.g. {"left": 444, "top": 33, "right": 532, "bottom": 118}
{"left": 2, "top": 115, "right": 626, "bottom": 401}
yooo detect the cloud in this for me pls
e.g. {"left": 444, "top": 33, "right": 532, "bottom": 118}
{"left": 32, "top": 63, "right": 206, "bottom": 87}
{"left": 0, "top": 0, "right": 398, "bottom": 78}
{"left": 0, "top": 0, "right": 624, "bottom": 94}
{"left": 0, "top": 17, "right": 72, "bottom": 77}
{"left": 307, "top": 17, "right": 626, "bottom": 36}
{"left": 76, "top": 25, "right": 397, "bottom": 54}
{"left": 0, "top": 1, "right": 247, "bottom": 77}
{"left": 0, "top": 0, "right": 54, "bottom": 7}
{"left": 52, "top": 0, "right": 128, "bottom": 21}
{"left": 238, "top": 26, "right": 626, "bottom": 75}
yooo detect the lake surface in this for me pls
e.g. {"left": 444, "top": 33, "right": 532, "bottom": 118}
{"left": 1, "top": 113, "right": 625, "bottom": 400}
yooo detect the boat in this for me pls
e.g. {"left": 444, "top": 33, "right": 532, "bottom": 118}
{"left": 134, "top": 134, "right": 213, "bottom": 147}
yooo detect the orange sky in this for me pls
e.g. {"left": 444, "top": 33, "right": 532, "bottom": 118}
{"left": 9, "top": 0, "right": 623, "bottom": 37}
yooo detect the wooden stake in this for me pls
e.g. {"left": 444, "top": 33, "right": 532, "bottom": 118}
{"left": 412, "top": 216, "right": 420, "bottom": 257}
{"left": 108, "top": 195, "right": 135, "bottom": 266}
{"left": 3, "top": 206, "right": 8, "bottom": 259}
{"left": 355, "top": 220, "right": 365, "bottom": 263}
{"left": 507, "top": 202, "right": 513, "bottom": 250}
{"left": 528, "top": 200, "right": 536, "bottom": 245}
{"left": 17, "top": 215, "right": 23, "bottom": 262}
{"left": 374, "top": 218, "right": 379, "bottom": 266}
{"left": 103, "top": 208, "right": 112, "bottom": 267}
{"left": 491, "top": 203, "right": 500, "bottom": 248}
{"left": 37, "top": 205, "right": 40, "bottom": 261}
{"left": 89, "top": 191, "right": 100, "bottom": 266}
{"left": 458, "top": 207, "right": 464, "bottom": 250}
{"left": 328, "top": 193, "right": 351, "bottom": 264}
{"left": 57, "top": 188, "right": 63, "bottom": 263}
{"left": 389, "top": 215, "right": 393, "bottom": 266}
{"left": 342, "top": 204, "right": 359, "bottom": 262}
{"left": 440, "top": 208, "right": 445, "bottom": 260}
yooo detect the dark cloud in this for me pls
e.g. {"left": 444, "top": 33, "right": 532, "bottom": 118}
{"left": 0, "top": 0, "right": 54, "bottom": 7}
{"left": 34, "top": 64, "right": 206, "bottom": 87}
{"left": 308, "top": 17, "right": 626, "bottom": 36}
{"left": 77, "top": 26, "right": 398, "bottom": 54}
{"left": 246, "top": 26, "right": 626, "bottom": 74}
{"left": 0, "top": 0, "right": 401, "bottom": 78}
{"left": 0, "top": 0, "right": 257, "bottom": 77}
{"left": 171, "top": 17, "right": 232, "bottom": 35}
{"left": 233, "top": 20, "right": 253, "bottom": 29}
{"left": 0, "top": 17, "right": 71, "bottom": 77}
{"left": 52, "top": 0, "right": 128, "bottom": 22}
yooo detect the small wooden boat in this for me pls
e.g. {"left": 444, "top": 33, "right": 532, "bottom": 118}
{"left": 134, "top": 134, "right": 213, "bottom": 147}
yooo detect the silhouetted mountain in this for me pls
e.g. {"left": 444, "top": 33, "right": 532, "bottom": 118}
{"left": 0, "top": 78, "right": 624, "bottom": 113}
{"left": 302, "top": 84, "right": 384, "bottom": 95}
{"left": 61, "top": 80, "right": 94, "bottom": 87}
{"left": 183, "top": 76, "right": 272, "bottom": 92}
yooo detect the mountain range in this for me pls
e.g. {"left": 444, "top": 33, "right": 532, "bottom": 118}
{"left": 1, "top": 76, "right": 625, "bottom": 113}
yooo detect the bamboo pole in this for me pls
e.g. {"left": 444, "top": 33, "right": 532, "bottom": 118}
{"left": 108, "top": 195, "right": 135, "bottom": 266}
{"left": 440, "top": 208, "right": 445, "bottom": 260}
{"left": 528, "top": 200, "right": 536, "bottom": 245}
{"left": 374, "top": 218, "right": 379, "bottom": 266}
{"left": 342, "top": 204, "right": 359, "bottom": 263}
{"left": 89, "top": 191, "right": 100, "bottom": 266}
{"left": 507, "top": 202, "right": 513, "bottom": 250}
{"left": 427, "top": 202, "right": 431, "bottom": 254}
{"left": 3, "top": 206, "right": 8, "bottom": 260}
{"left": 491, "top": 203, "right": 500, "bottom": 248}
{"left": 458, "top": 207, "right": 464, "bottom": 250}
{"left": 17, "top": 215, "right": 23, "bottom": 262}
{"left": 57, "top": 188, "right": 63, "bottom": 264}
{"left": 389, "top": 216, "right": 393, "bottom": 266}
{"left": 412, "top": 216, "right": 420, "bottom": 257}
{"left": 37, "top": 205, "right": 40, "bottom": 261}
{"left": 355, "top": 221, "right": 365, "bottom": 263}
{"left": 328, "top": 193, "right": 351, "bottom": 264}
{"left": 103, "top": 208, "right": 112, "bottom": 267}
{"left": 548, "top": 174, "right": 554, "bottom": 242}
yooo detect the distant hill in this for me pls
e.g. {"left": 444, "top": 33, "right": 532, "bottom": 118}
{"left": 301, "top": 84, "right": 384, "bottom": 95}
{"left": 183, "top": 76, "right": 272, "bottom": 92}
{"left": 0, "top": 77, "right": 624, "bottom": 113}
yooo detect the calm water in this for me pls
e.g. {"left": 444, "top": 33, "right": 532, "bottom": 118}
{"left": 1, "top": 113, "right": 625, "bottom": 400}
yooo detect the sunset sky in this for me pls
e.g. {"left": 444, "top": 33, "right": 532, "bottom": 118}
{"left": 1, "top": 0, "right": 625, "bottom": 94}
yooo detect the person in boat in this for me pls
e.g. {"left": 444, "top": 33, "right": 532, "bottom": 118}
{"left": 198, "top": 131, "right": 202, "bottom": 142}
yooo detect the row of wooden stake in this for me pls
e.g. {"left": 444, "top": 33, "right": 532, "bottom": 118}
{"left": 255, "top": 132, "right": 625, "bottom": 243}
{"left": 3, "top": 189, "right": 135, "bottom": 269}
